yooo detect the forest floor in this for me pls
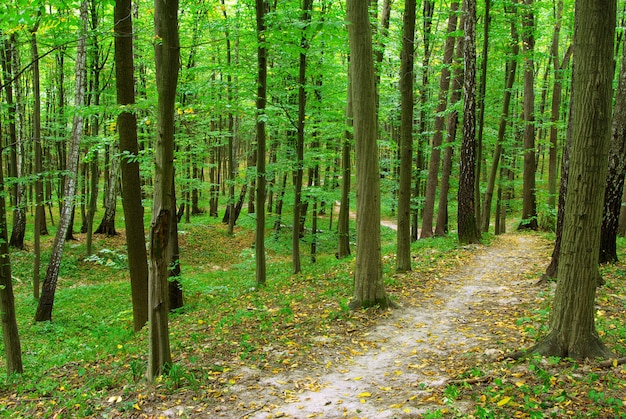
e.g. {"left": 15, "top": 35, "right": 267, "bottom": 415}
{"left": 135, "top": 232, "right": 567, "bottom": 418}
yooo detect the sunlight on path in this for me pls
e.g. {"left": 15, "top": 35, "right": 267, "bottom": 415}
{"left": 242, "top": 234, "right": 548, "bottom": 419}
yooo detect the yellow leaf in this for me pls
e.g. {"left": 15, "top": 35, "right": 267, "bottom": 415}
{"left": 353, "top": 376, "right": 363, "bottom": 381}
{"left": 514, "top": 381, "right": 526, "bottom": 387}
{"left": 394, "top": 370, "right": 403, "bottom": 376}
{"left": 379, "top": 386, "right": 392, "bottom": 391}
{"left": 497, "top": 396, "right": 511, "bottom": 407}
{"left": 389, "top": 403, "right": 404, "bottom": 408}
{"left": 614, "top": 359, "right": 618, "bottom": 368}
{"left": 358, "top": 392, "right": 371, "bottom": 398}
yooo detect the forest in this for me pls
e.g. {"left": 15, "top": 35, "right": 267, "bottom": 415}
{"left": 1, "top": 0, "right": 626, "bottom": 417}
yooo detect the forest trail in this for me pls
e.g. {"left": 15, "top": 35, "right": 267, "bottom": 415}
{"left": 222, "top": 233, "right": 549, "bottom": 419}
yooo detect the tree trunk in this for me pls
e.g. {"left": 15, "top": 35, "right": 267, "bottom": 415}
{"left": 95, "top": 148, "right": 119, "bottom": 236}
{"left": 147, "top": 0, "right": 179, "bottom": 380}
{"left": 115, "top": 0, "right": 149, "bottom": 331}
{"left": 347, "top": 0, "right": 391, "bottom": 309}
{"left": 526, "top": 0, "right": 615, "bottom": 360}
{"left": 420, "top": 2, "right": 458, "bottom": 239}
{"left": 0, "top": 115, "right": 23, "bottom": 375}
{"left": 457, "top": 0, "right": 481, "bottom": 245}
{"left": 255, "top": 0, "right": 268, "bottom": 286}
{"left": 337, "top": 65, "right": 352, "bottom": 259}
{"left": 292, "top": 0, "right": 312, "bottom": 274}
{"left": 474, "top": 0, "right": 491, "bottom": 224}
{"left": 481, "top": 6, "right": 519, "bottom": 232}
{"left": 435, "top": 21, "right": 465, "bottom": 237}
{"left": 518, "top": 0, "right": 538, "bottom": 230}
{"left": 35, "top": 0, "right": 89, "bottom": 322}
{"left": 395, "top": 0, "right": 417, "bottom": 272}
{"left": 598, "top": 28, "right": 626, "bottom": 264}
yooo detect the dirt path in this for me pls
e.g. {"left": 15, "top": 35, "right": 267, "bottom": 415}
{"left": 229, "top": 233, "right": 548, "bottom": 419}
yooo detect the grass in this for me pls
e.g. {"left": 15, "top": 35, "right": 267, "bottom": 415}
{"left": 1, "top": 195, "right": 626, "bottom": 417}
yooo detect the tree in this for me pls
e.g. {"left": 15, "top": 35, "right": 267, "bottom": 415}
{"left": 337, "top": 61, "right": 352, "bottom": 260}
{"left": 115, "top": 0, "right": 149, "bottom": 331}
{"left": 519, "top": 0, "right": 615, "bottom": 360}
{"left": 457, "top": 0, "right": 480, "bottom": 245}
{"left": 255, "top": 0, "right": 268, "bottom": 286}
{"left": 598, "top": 28, "right": 626, "bottom": 264}
{"left": 347, "top": 0, "right": 391, "bottom": 309}
{"left": 147, "top": 0, "right": 180, "bottom": 380}
{"left": 0, "top": 134, "right": 23, "bottom": 375}
{"left": 518, "top": 0, "right": 538, "bottom": 230}
{"left": 35, "top": 0, "right": 89, "bottom": 322}
{"left": 395, "top": 0, "right": 416, "bottom": 272}
{"left": 420, "top": 2, "right": 459, "bottom": 239}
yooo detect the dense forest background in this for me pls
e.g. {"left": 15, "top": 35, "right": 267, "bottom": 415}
{"left": 2, "top": 0, "right": 626, "bottom": 417}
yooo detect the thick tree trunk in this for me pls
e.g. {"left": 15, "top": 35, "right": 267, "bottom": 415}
{"left": 35, "top": 0, "right": 89, "bottom": 322}
{"left": 457, "top": 0, "right": 481, "bottom": 245}
{"left": 115, "top": 0, "right": 149, "bottom": 331}
{"left": 395, "top": 0, "right": 417, "bottom": 272}
{"left": 147, "top": 0, "right": 179, "bottom": 380}
{"left": 526, "top": 0, "right": 615, "bottom": 360}
{"left": 347, "top": 0, "right": 391, "bottom": 309}
{"left": 420, "top": 2, "right": 458, "bottom": 239}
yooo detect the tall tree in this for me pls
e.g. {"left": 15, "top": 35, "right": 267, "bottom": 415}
{"left": 147, "top": 0, "right": 180, "bottom": 380}
{"left": 347, "top": 0, "right": 391, "bottom": 309}
{"left": 420, "top": 2, "right": 459, "bottom": 239}
{"left": 521, "top": 0, "right": 615, "bottom": 360}
{"left": 337, "top": 61, "right": 353, "bottom": 259}
{"left": 255, "top": 0, "right": 268, "bottom": 286}
{"left": 457, "top": 0, "right": 481, "bottom": 244}
{"left": 35, "top": 0, "right": 89, "bottom": 322}
{"left": 481, "top": 2, "right": 519, "bottom": 232}
{"left": 291, "top": 0, "right": 313, "bottom": 274}
{"left": 395, "top": 0, "right": 416, "bottom": 272}
{"left": 115, "top": 0, "right": 149, "bottom": 331}
{"left": 518, "top": 0, "right": 538, "bottom": 230}
{"left": 0, "top": 134, "right": 23, "bottom": 375}
{"left": 599, "top": 28, "right": 626, "bottom": 264}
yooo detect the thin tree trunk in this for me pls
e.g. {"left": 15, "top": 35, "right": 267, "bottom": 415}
{"left": 518, "top": 0, "right": 538, "bottom": 230}
{"left": 395, "top": 0, "right": 416, "bottom": 272}
{"left": 338, "top": 65, "right": 352, "bottom": 259}
{"left": 255, "top": 0, "right": 268, "bottom": 286}
{"left": 115, "top": 0, "right": 149, "bottom": 331}
{"left": 35, "top": 0, "right": 89, "bottom": 322}
{"left": 420, "top": 2, "right": 458, "bottom": 239}
{"left": 0, "top": 141, "right": 23, "bottom": 375}
{"left": 481, "top": 6, "right": 519, "bottom": 232}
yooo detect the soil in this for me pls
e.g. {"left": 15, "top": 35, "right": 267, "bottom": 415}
{"left": 155, "top": 233, "right": 550, "bottom": 418}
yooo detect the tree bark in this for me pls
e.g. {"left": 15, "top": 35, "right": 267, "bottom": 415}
{"left": 255, "top": 0, "right": 268, "bottom": 286}
{"left": 457, "top": 0, "right": 481, "bottom": 244}
{"left": 599, "top": 28, "right": 626, "bottom": 264}
{"left": 35, "top": 0, "right": 88, "bottom": 322}
{"left": 95, "top": 148, "right": 120, "bottom": 236}
{"left": 526, "top": 0, "right": 615, "bottom": 360}
{"left": 147, "top": 0, "right": 179, "bottom": 380}
{"left": 395, "top": 0, "right": 417, "bottom": 272}
{"left": 115, "top": 0, "right": 149, "bottom": 331}
{"left": 347, "top": 0, "right": 391, "bottom": 309}
{"left": 0, "top": 123, "right": 23, "bottom": 374}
